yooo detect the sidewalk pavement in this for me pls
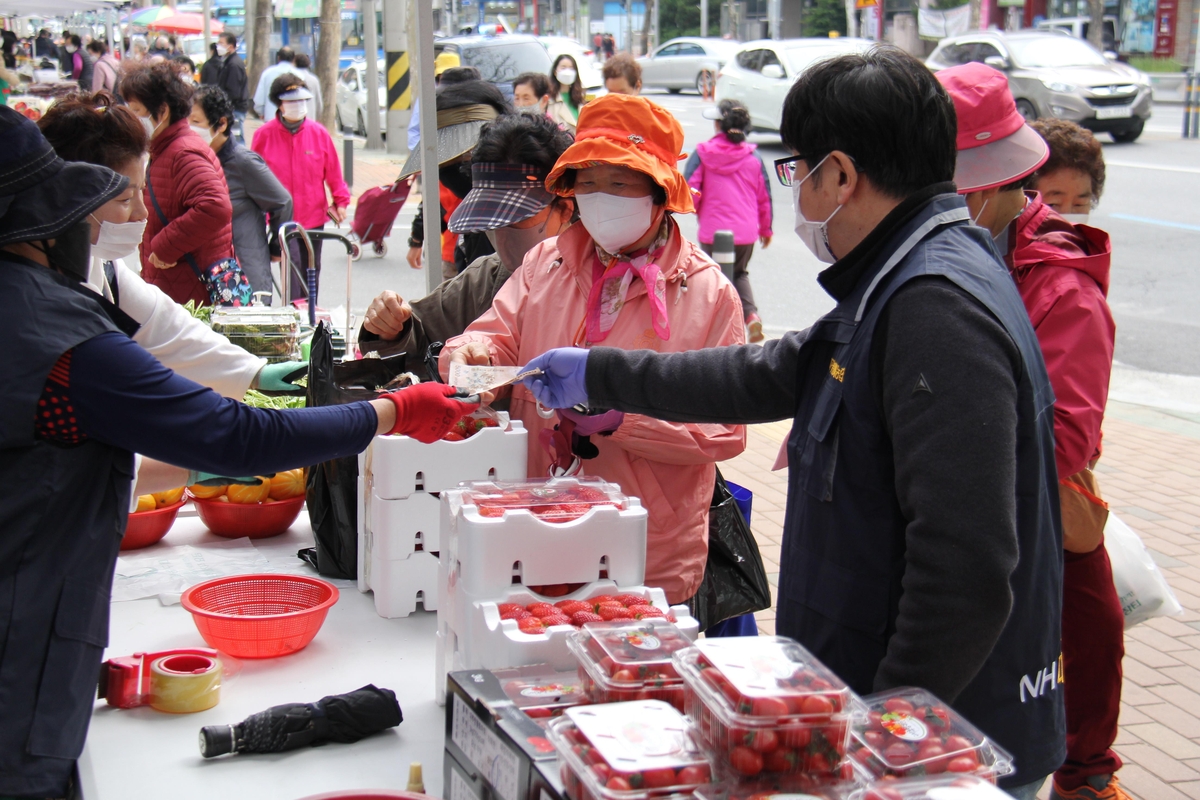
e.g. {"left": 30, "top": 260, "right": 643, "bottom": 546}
{"left": 720, "top": 401, "right": 1200, "bottom": 800}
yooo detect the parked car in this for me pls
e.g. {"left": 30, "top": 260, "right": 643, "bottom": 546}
{"left": 434, "top": 33, "right": 553, "bottom": 100}
{"left": 335, "top": 58, "right": 387, "bottom": 137}
{"left": 926, "top": 30, "right": 1152, "bottom": 142}
{"left": 714, "top": 37, "right": 874, "bottom": 132}
{"left": 1036, "top": 16, "right": 1119, "bottom": 54}
{"left": 539, "top": 35, "right": 603, "bottom": 92}
{"left": 638, "top": 37, "right": 741, "bottom": 94}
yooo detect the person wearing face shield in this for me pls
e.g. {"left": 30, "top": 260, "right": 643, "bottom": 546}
{"left": 0, "top": 106, "right": 477, "bottom": 800}
{"left": 442, "top": 93, "right": 747, "bottom": 606}
{"left": 400, "top": 80, "right": 504, "bottom": 281}
{"left": 937, "top": 64, "right": 1122, "bottom": 800}
{"left": 120, "top": 60, "right": 236, "bottom": 307}
{"left": 252, "top": 73, "right": 350, "bottom": 301}
{"left": 360, "top": 113, "right": 573, "bottom": 361}
{"left": 520, "top": 50, "right": 1067, "bottom": 798}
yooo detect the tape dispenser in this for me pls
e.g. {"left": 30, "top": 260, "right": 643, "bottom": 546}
{"left": 98, "top": 648, "right": 222, "bottom": 713}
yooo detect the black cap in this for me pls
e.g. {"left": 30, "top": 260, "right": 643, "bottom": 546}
{"left": 199, "top": 725, "right": 237, "bottom": 758}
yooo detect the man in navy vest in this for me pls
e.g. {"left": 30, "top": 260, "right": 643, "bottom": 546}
{"left": 521, "top": 47, "right": 1065, "bottom": 799}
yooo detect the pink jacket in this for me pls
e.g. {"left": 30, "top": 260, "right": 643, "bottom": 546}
{"left": 441, "top": 221, "right": 748, "bottom": 603}
{"left": 251, "top": 118, "right": 350, "bottom": 229}
{"left": 687, "top": 134, "right": 773, "bottom": 246}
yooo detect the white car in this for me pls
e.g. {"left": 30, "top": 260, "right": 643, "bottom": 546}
{"left": 638, "top": 37, "right": 741, "bottom": 94}
{"left": 335, "top": 58, "right": 387, "bottom": 137}
{"left": 539, "top": 36, "right": 603, "bottom": 92}
{"left": 715, "top": 38, "right": 874, "bottom": 132}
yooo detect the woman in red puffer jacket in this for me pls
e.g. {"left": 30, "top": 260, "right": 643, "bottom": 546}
{"left": 122, "top": 61, "right": 234, "bottom": 307}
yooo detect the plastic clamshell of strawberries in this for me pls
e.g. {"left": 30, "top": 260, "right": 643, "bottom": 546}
{"left": 693, "top": 776, "right": 860, "bottom": 800}
{"left": 854, "top": 773, "right": 1014, "bottom": 800}
{"left": 463, "top": 477, "right": 627, "bottom": 523}
{"left": 673, "top": 637, "right": 854, "bottom": 778}
{"left": 547, "top": 700, "right": 714, "bottom": 800}
{"left": 567, "top": 620, "right": 690, "bottom": 707}
{"left": 495, "top": 664, "right": 589, "bottom": 718}
{"left": 846, "top": 687, "right": 1013, "bottom": 783}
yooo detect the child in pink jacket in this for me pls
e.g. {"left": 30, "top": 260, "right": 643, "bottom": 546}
{"left": 684, "top": 100, "right": 773, "bottom": 342}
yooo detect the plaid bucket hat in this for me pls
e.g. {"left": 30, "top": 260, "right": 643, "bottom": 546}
{"left": 447, "top": 163, "right": 555, "bottom": 233}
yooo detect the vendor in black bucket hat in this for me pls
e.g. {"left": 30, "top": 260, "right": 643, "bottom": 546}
{"left": 0, "top": 105, "right": 127, "bottom": 278}
{"left": 0, "top": 107, "right": 479, "bottom": 799}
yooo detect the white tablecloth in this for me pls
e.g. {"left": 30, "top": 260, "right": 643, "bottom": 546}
{"left": 80, "top": 508, "right": 445, "bottom": 800}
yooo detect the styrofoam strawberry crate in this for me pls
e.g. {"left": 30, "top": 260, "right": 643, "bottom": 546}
{"left": 365, "top": 489, "right": 441, "bottom": 559}
{"left": 370, "top": 549, "right": 440, "bottom": 618}
{"left": 364, "top": 415, "right": 528, "bottom": 501}
{"left": 435, "top": 580, "right": 698, "bottom": 704}
{"left": 440, "top": 479, "right": 648, "bottom": 603}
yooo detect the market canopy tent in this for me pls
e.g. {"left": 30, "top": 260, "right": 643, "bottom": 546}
{"left": 128, "top": 6, "right": 223, "bottom": 33}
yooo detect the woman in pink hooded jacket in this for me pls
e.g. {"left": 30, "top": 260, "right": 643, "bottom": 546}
{"left": 443, "top": 94, "right": 746, "bottom": 604}
{"left": 684, "top": 99, "right": 773, "bottom": 342}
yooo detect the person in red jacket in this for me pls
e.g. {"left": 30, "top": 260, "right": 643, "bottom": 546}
{"left": 122, "top": 61, "right": 236, "bottom": 307}
{"left": 939, "top": 63, "right": 1124, "bottom": 800}
{"left": 252, "top": 74, "right": 350, "bottom": 301}
{"left": 1028, "top": 118, "right": 1106, "bottom": 225}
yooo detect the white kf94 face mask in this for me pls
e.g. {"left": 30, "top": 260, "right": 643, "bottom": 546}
{"left": 791, "top": 154, "right": 842, "bottom": 264}
{"left": 90, "top": 216, "right": 147, "bottom": 261}
{"left": 575, "top": 192, "right": 655, "bottom": 255}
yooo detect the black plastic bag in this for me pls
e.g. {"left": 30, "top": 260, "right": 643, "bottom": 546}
{"left": 688, "top": 469, "right": 772, "bottom": 632}
{"left": 301, "top": 323, "right": 408, "bottom": 579}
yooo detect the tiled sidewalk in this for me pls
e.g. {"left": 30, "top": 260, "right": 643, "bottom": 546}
{"left": 719, "top": 400, "right": 1200, "bottom": 800}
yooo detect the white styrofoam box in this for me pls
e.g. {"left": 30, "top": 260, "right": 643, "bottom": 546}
{"left": 370, "top": 549, "right": 440, "bottom": 618}
{"left": 440, "top": 485, "right": 648, "bottom": 604}
{"left": 365, "top": 418, "right": 528, "bottom": 501}
{"left": 434, "top": 580, "right": 699, "bottom": 705}
{"left": 368, "top": 490, "right": 442, "bottom": 559}
{"left": 356, "top": 469, "right": 369, "bottom": 593}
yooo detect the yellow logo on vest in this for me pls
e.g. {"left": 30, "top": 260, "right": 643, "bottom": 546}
{"left": 829, "top": 359, "right": 845, "bottom": 382}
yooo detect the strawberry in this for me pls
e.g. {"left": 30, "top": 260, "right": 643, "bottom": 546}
{"left": 627, "top": 604, "right": 666, "bottom": 619}
{"left": 556, "top": 600, "right": 590, "bottom": 615}
{"left": 614, "top": 594, "right": 647, "bottom": 607}
{"left": 587, "top": 595, "right": 619, "bottom": 605}
{"left": 598, "top": 606, "right": 635, "bottom": 620}
{"left": 571, "top": 611, "right": 603, "bottom": 626}
{"left": 666, "top": 611, "right": 677, "bottom": 623}
{"left": 498, "top": 603, "right": 524, "bottom": 615}
{"left": 518, "top": 617, "right": 546, "bottom": 633}
{"left": 527, "top": 602, "right": 559, "bottom": 618}
{"left": 541, "top": 613, "right": 572, "bottom": 627}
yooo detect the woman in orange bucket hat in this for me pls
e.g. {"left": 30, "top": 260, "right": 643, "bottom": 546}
{"left": 442, "top": 93, "right": 747, "bottom": 605}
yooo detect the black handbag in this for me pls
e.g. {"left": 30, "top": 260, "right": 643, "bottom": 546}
{"left": 687, "top": 469, "right": 773, "bottom": 632}
{"left": 146, "top": 172, "right": 253, "bottom": 306}
{"left": 299, "top": 323, "right": 409, "bottom": 578}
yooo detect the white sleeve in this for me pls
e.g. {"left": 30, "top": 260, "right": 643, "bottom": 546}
{"left": 114, "top": 260, "right": 266, "bottom": 399}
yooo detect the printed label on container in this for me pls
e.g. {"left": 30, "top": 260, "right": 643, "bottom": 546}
{"left": 452, "top": 693, "right": 521, "bottom": 800}
{"left": 880, "top": 711, "right": 928, "bottom": 742}
{"left": 622, "top": 631, "right": 662, "bottom": 651}
{"left": 567, "top": 702, "right": 695, "bottom": 771}
{"left": 696, "top": 639, "right": 813, "bottom": 698}
{"left": 449, "top": 763, "right": 481, "bottom": 800}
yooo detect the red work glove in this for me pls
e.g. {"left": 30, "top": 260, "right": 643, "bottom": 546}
{"left": 382, "top": 383, "right": 479, "bottom": 443}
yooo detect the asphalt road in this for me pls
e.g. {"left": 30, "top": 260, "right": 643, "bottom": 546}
{"left": 321, "top": 92, "right": 1200, "bottom": 378}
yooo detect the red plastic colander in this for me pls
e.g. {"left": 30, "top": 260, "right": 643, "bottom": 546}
{"left": 181, "top": 574, "right": 339, "bottom": 659}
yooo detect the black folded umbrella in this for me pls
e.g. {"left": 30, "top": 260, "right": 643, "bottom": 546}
{"left": 200, "top": 684, "right": 402, "bottom": 758}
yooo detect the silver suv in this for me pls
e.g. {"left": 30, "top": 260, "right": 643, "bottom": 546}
{"left": 927, "top": 30, "right": 1152, "bottom": 142}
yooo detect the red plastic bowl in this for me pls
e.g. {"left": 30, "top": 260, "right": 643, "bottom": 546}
{"left": 122, "top": 499, "right": 186, "bottom": 550}
{"left": 181, "top": 574, "right": 339, "bottom": 659}
{"left": 190, "top": 493, "right": 305, "bottom": 539}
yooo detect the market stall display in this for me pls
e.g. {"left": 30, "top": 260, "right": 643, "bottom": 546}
{"left": 358, "top": 412, "right": 528, "bottom": 618}
{"left": 846, "top": 689, "right": 1013, "bottom": 784}
{"left": 674, "top": 638, "right": 853, "bottom": 779}
{"left": 210, "top": 304, "right": 303, "bottom": 363}
{"left": 494, "top": 664, "right": 589, "bottom": 720}
{"left": 181, "top": 574, "right": 340, "bottom": 658}
{"left": 852, "top": 774, "right": 1015, "bottom": 800}
{"left": 567, "top": 619, "right": 691, "bottom": 711}
{"left": 547, "top": 701, "right": 715, "bottom": 800}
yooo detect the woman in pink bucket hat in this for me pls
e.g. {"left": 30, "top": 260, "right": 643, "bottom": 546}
{"left": 938, "top": 62, "right": 1122, "bottom": 800}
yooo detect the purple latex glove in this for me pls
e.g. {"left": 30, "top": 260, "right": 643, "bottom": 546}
{"left": 521, "top": 347, "right": 590, "bottom": 409}
{"left": 559, "top": 407, "right": 624, "bottom": 436}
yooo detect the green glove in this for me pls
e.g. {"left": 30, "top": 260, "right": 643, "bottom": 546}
{"left": 187, "top": 472, "right": 273, "bottom": 487}
{"left": 257, "top": 361, "right": 309, "bottom": 393}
